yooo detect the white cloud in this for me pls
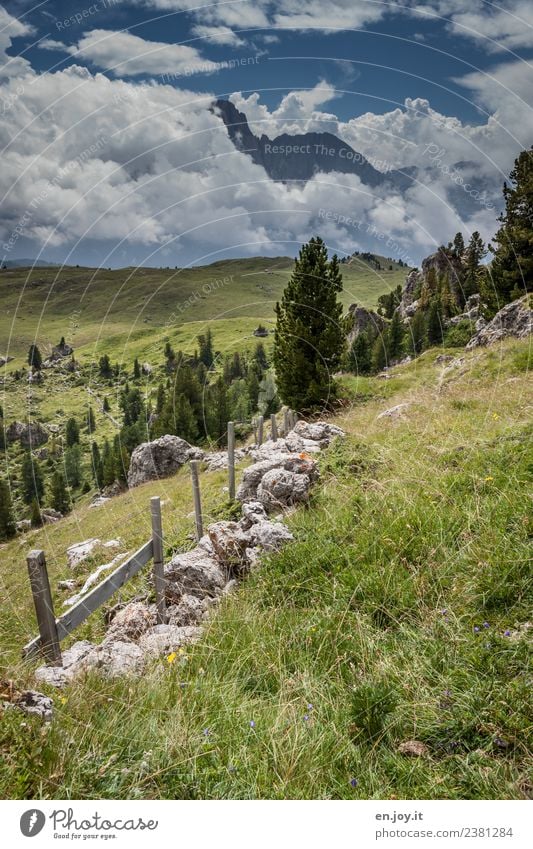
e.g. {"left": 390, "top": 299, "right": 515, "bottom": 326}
{"left": 408, "top": 0, "right": 533, "bottom": 51}
{"left": 191, "top": 25, "right": 246, "bottom": 47}
{"left": 0, "top": 5, "right": 34, "bottom": 79}
{"left": 44, "top": 29, "right": 220, "bottom": 77}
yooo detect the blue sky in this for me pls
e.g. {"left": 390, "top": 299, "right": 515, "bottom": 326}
{"left": 1, "top": 1, "right": 532, "bottom": 266}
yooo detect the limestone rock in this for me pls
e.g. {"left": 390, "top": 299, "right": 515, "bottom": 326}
{"left": 41, "top": 508, "right": 63, "bottom": 524}
{"left": 107, "top": 602, "right": 155, "bottom": 641}
{"left": 6, "top": 420, "right": 48, "bottom": 447}
{"left": 291, "top": 420, "right": 345, "bottom": 447}
{"left": 466, "top": 294, "right": 533, "bottom": 349}
{"left": 346, "top": 304, "right": 387, "bottom": 345}
{"left": 208, "top": 521, "right": 250, "bottom": 571}
{"left": 4, "top": 689, "right": 53, "bottom": 721}
{"left": 66, "top": 538, "right": 101, "bottom": 568}
{"left": 139, "top": 625, "right": 201, "bottom": 658}
{"left": 239, "top": 500, "right": 268, "bottom": 530}
{"left": 127, "top": 434, "right": 204, "bottom": 487}
{"left": 167, "top": 594, "right": 209, "bottom": 626}
{"left": 257, "top": 468, "right": 311, "bottom": 510}
{"left": 35, "top": 640, "right": 95, "bottom": 688}
{"left": 164, "top": 547, "right": 227, "bottom": 601}
{"left": 248, "top": 519, "right": 294, "bottom": 551}
{"left": 79, "top": 639, "right": 144, "bottom": 676}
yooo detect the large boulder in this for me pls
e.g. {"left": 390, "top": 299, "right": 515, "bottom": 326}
{"left": 6, "top": 420, "right": 48, "bottom": 448}
{"left": 127, "top": 434, "right": 204, "bottom": 487}
{"left": 164, "top": 547, "right": 227, "bottom": 601}
{"left": 107, "top": 602, "right": 156, "bottom": 641}
{"left": 257, "top": 468, "right": 312, "bottom": 510}
{"left": 466, "top": 295, "right": 533, "bottom": 348}
{"left": 346, "top": 304, "right": 387, "bottom": 345}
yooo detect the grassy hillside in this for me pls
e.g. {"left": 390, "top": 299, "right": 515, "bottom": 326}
{"left": 1, "top": 337, "right": 530, "bottom": 800}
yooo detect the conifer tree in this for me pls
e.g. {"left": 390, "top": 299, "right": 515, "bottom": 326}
{"left": 371, "top": 331, "right": 388, "bottom": 373}
{"left": 64, "top": 444, "right": 82, "bottom": 489}
{"left": 28, "top": 344, "right": 42, "bottom": 371}
{"left": 347, "top": 332, "right": 372, "bottom": 374}
{"left": 91, "top": 442, "right": 104, "bottom": 489}
{"left": 65, "top": 417, "right": 80, "bottom": 447}
{"left": 51, "top": 471, "right": 70, "bottom": 514}
{"left": 490, "top": 147, "right": 533, "bottom": 304}
{"left": 87, "top": 406, "right": 96, "bottom": 433}
{"left": 21, "top": 452, "right": 45, "bottom": 505}
{"left": 273, "top": 237, "right": 344, "bottom": 412}
{"left": 102, "top": 397, "right": 110, "bottom": 413}
{"left": 409, "top": 309, "right": 426, "bottom": 355}
{"left": 0, "top": 478, "right": 16, "bottom": 540}
{"left": 427, "top": 299, "right": 444, "bottom": 346}
{"left": 388, "top": 311, "right": 404, "bottom": 361}
{"left": 30, "top": 498, "right": 42, "bottom": 528}
{"left": 133, "top": 358, "right": 141, "bottom": 379}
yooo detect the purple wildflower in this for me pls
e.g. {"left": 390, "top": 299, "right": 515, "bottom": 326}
{"left": 303, "top": 714, "right": 310, "bottom": 722}
{"left": 483, "top": 622, "right": 490, "bottom": 628}
{"left": 504, "top": 630, "right": 511, "bottom": 637}
{"left": 249, "top": 720, "right": 256, "bottom": 729}
{"left": 473, "top": 626, "right": 480, "bottom": 633}
{"left": 307, "top": 704, "right": 314, "bottom": 711}
{"left": 440, "top": 609, "right": 447, "bottom": 615}
{"left": 203, "top": 728, "right": 210, "bottom": 737}
{"left": 350, "top": 778, "right": 358, "bottom": 788}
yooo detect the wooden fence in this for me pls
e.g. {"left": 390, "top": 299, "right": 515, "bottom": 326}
{"left": 23, "top": 408, "right": 297, "bottom": 665}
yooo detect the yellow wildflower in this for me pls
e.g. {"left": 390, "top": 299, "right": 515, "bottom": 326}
{"left": 166, "top": 652, "right": 177, "bottom": 664}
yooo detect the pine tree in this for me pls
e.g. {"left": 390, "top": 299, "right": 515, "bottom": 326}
{"left": 28, "top": 344, "right": 42, "bottom": 371}
{"left": 453, "top": 232, "right": 465, "bottom": 257}
{"left": 427, "top": 299, "right": 444, "bottom": 346}
{"left": 409, "top": 309, "right": 426, "bottom": 355}
{"left": 371, "top": 332, "right": 388, "bottom": 373}
{"left": 102, "top": 440, "right": 116, "bottom": 487}
{"left": 87, "top": 406, "right": 96, "bottom": 433}
{"left": 273, "top": 237, "right": 344, "bottom": 412}
{"left": 0, "top": 478, "right": 16, "bottom": 540}
{"left": 64, "top": 444, "right": 82, "bottom": 489}
{"left": 174, "top": 394, "right": 199, "bottom": 443}
{"left": 254, "top": 342, "right": 268, "bottom": 370}
{"left": 99, "top": 354, "right": 113, "bottom": 378}
{"left": 102, "top": 397, "right": 110, "bottom": 413}
{"left": 21, "top": 452, "right": 44, "bottom": 505}
{"left": 30, "top": 498, "right": 42, "bottom": 528}
{"left": 347, "top": 332, "right": 372, "bottom": 375}
{"left": 388, "top": 311, "right": 404, "bottom": 361}
{"left": 113, "top": 436, "right": 129, "bottom": 485}
{"left": 65, "top": 417, "right": 80, "bottom": 447}
{"left": 51, "top": 471, "right": 70, "bottom": 514}
{"left": 490, "top": 147, "right": 533, "bottom": 304}
{"left": 91, "top": 441, "right": 104, "bottom": 489}
{"left": 133, "top": 358, "right": 141, "bottom": 379}
{"left": 198, "top": 328, "right": 214, "bottom": 368}
{"left": 463, "top": 232, "right": 486, "bottom": 301}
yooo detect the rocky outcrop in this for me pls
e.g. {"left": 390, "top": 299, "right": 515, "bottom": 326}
{"left": 127, "top": 435, "right": 204, "bottom": 487}
{"left": 51, "top": 341, "right": 73, "bottom": 360}
{"left": 466, "top": 294, "right": 532, "bottom": 348}
{"left": 448, "top": 293, "right": 483, "bottom": 326}
{"left": 6, "top": 420, "right": 48, "bottom": 447}
{"left": 399, "top": 250, "right": 463, "bottom": 317}
{"left": 346, "top": 304, "right": 387, "bottom": 344}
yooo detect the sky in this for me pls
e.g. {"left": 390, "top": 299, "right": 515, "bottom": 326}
{"left": 1, "top": 0, "right": 532, "bottom": 267}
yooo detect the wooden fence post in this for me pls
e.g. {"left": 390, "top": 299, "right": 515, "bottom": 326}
{"left": 150, "top": 496, "right": 167, "bottom": 624}
{"left": 283, "top": 407, "right": 289, "bottom": 435}
{"left": 26, "top": 549, "right": 62, "bottom": 666}
{"left": 257, "top": 415, "right": 264, "bottom": 446}
{"left": 227, "top": 420, "right": 235, "bottom": 501}
{"left": 270, "top": 413, "right": 278, "bottom": 441}
{"left": 190, "top": 459, "right": 203, "bottom": 541}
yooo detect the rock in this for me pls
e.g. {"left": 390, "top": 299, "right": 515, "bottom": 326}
{"left": 58, "top": 579, "right": 77, "bottom": 591}
{"left": 66, "top": 538, "right": 101, "bottom": 568}
{"left": 248, "top": 519, "right": 293, "bottom": 551}
{"left": 51, "top": 341, "right": 74, "bottom": 360}
{"left": 0, "top": 355, "right": 14, "bottom": 367}
{"left": 89, "top": 495, "right": 110, "bottom": 509}
{"left": 466, "top": 294, "right": 533, "bottom": 348}
{"left": 139, "top": 625, "right": 201, "bottom": 658}
{"left": 141, "top": 362, "right": 152, "bottom": 375}
{"left": 398, "top": 268, "right": 422, "bottom": 317}
{"left": 346, "top": 304, "right": 387, "bottom": 345}
{"left": 291, "top": 420, "right": 345, "bottom": 447}
{"left": 16, "top": 519, "right": 31, "bottom": 532}
{"left": 164, "top": 547, "right": 227, "bottom": 601}
{"left": 257, "top": 468, "right": 311, "bottom": 510}
{"left": 6, "top": 690, "right": 53, "bottom": 721}
{"left": 167, "top": 594, "right": 209, "bottom": 626}
{"left": 284, "top": 431, "right": 321, "bottom": 454}
{"left": 36, "top": 447, "right": 48, "bottom": 460}
{"left": 204, "top": 447, "right": 248, "bottom": 471}
{"left": 80, "top": 639, "right": 145, "bottom": 677}
{"left": 41, "top": 508, "right": 63, "bottom": 524}
{"left": 127, "top": 434, "right": 204, "bottom": 487}
{"left": 208, "top": 521, "right": 250, "bottom": 571}
{"left": 28, "top": 369, "right": 44, "bottom": 384}
{"left": 377, "top": 403, "right": 409, "bottom": 420}
{"left": 434, "top": 354, "right": 454, "bottom": 364}
{"left": 107, "top": 602, "right": 155, "bottom": 641}
{"left": 397, "top": 740, "right": 429, "bottom": 757}
{"left": 35, "top": 641, "right": 95, "bottom": 688}
{"left": 237, "top": 452, "right": 319, "bottom": 503}
{"left": 239, "top": 500, "right": 268, "bottom": 530}
{"left": 6, "top": 420, "right": 48, "bottom": 448}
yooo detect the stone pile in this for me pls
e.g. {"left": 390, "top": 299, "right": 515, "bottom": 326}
{"left": 35, "top": 421, "right": 345, "bottom": 687}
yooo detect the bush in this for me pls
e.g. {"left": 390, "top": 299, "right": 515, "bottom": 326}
{"left": 444, "top": 319, "right": 475, "bottom": 347}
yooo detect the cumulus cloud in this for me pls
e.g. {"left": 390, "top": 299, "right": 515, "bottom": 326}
{"left": 408, "top": 0, "right": 533, "bottom": 51}
{"left": 0, "top": 6, "right": 34, "bottom": 79}
{"left": 191, "top": 25, "right": 246, "bottom": 47}
{"left": 42, "top": 29, "right": 220, "bottom": 77}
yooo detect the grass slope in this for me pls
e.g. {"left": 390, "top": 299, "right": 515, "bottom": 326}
{"left": 1, "top": 338, "right": 531, "bottom": 800}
